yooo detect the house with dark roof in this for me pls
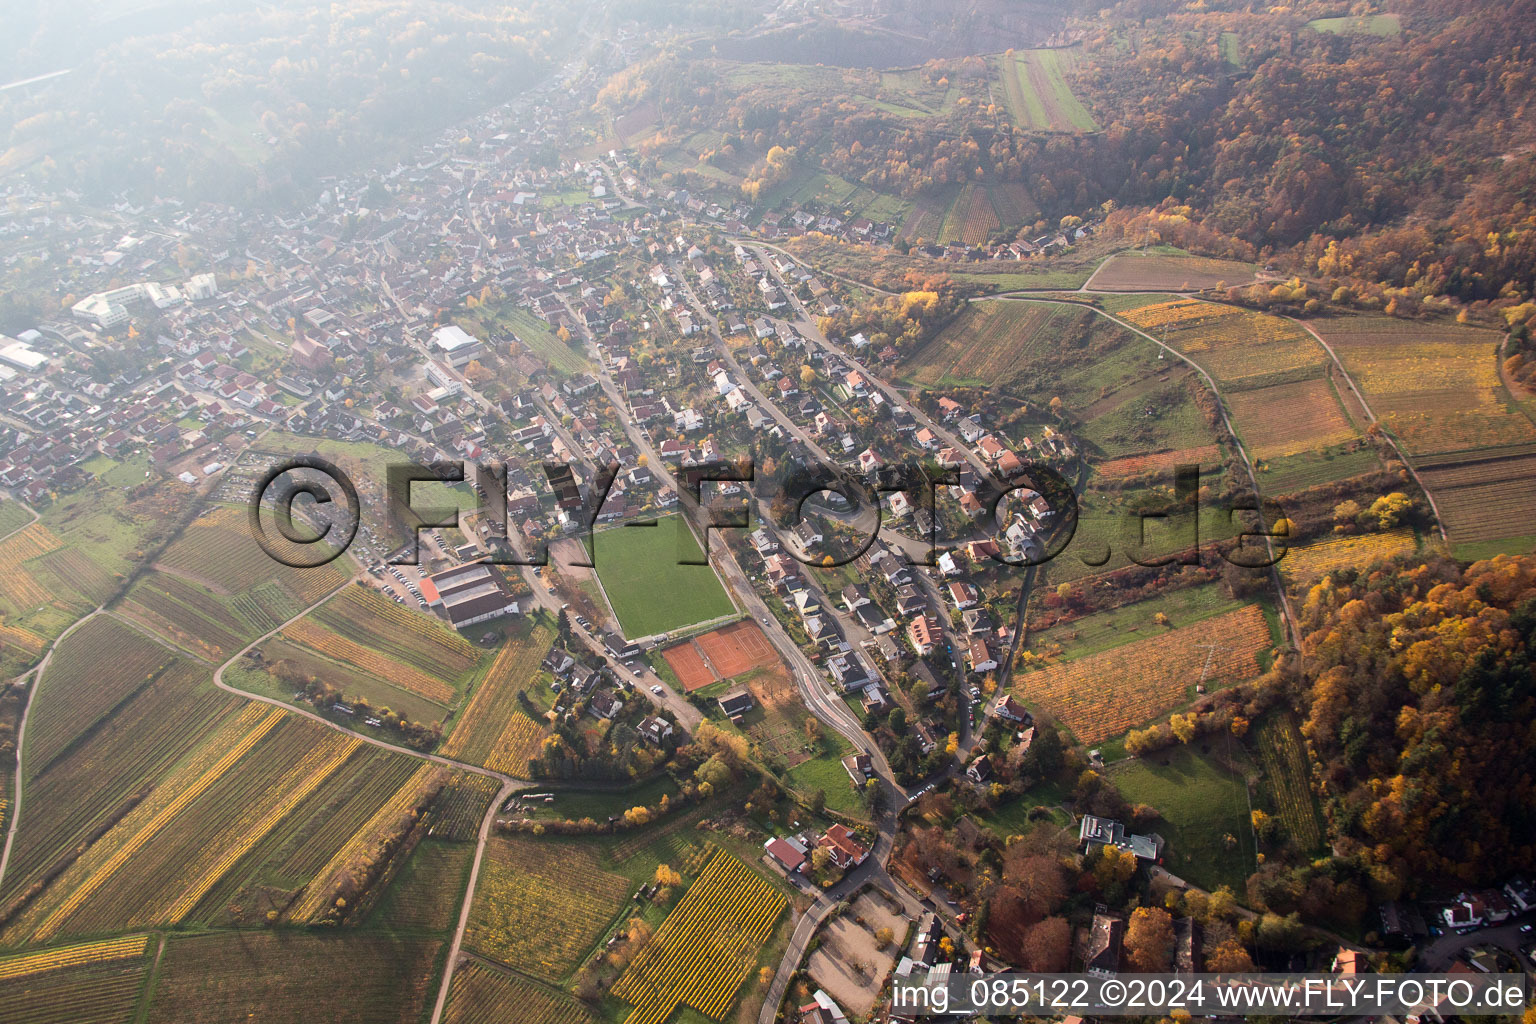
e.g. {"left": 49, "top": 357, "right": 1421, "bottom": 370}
{"left": 965, "top": 754, "right": 993, "bottom": 784}
{"left": 989, "top": 694, "right": 1031, "bottom": 724}
{"left": 842, "top": 752, "right": 873, "bottom": 785}
{"left": 1085, "top": 910, "right": 1124, "bottom": 977}
{"left": 717, "top": 688, "right": 753, "bottom": 721}
{"left": 638, "top": 715, "right": 673, "bottom": 745}
{"left": 589, "top": 689, "right": 622, "bottom": 720}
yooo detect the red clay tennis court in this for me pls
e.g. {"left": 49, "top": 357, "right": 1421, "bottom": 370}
{"left": 695, "top": 620, "right": 778, "bottom": 678}
{"left": 662, "top": 641, "right": 716, "bottom": 692}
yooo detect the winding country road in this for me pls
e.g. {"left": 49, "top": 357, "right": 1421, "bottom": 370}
{"left": 201, "top": 582, "right": 530, "bottom": 1024}
{"left": 980, "top": 292, "right": 1302, "bottom": 647}
{"left": 0, "top": 608, "right": 105, "bottom": 891}
{"left": 1288, "top": 315, "right": 1450, "bottom": 544}
{"left": 0, "top": 568, "right": 531, "bottom": 1024}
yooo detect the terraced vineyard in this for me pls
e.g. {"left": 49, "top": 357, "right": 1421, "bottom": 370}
{"left": 1117, "top": 299, "right": 1324, "bottom": 384}
{"left": 288, "top": 763, "right": 446, "bottom": 922}
{"left": 186, "top": 747, "right": 426, "bottom": 925}
{"left": 20, "top": 615, "right": 176, "bottom": 774}
{"left": 284, "top": 618, "right": 458, "bottom": 705}
{"left": 464, "top": 836, "right": 633, "bottom": 981}
{"left": 1310, "top": 315, "right": 1535, "bottom": 457}
{"left": 1089, "top": 253, "right": 1256, "bottom": 292}
{"left": 994, "top": 47, "right": 1097, "bottom": 132}
{"left": 0, "top": 934, "right": 153, "bottom": 1024}
{"left": 1014, "top": 604, "right": 1271, "bottom": 744}
{"left": 613, "top": 850, "right": 786, "bottom": 1024}
{"left": 443, "top": 960, "right": 596, "bottom": 1024}
{"left": 1097, "top": 444, "right": 1224, "bottom": 479}
{"left": 2, "top": 657, "right": 237, "bottom": 907}
{"left": 312, "top": 586, "right": 480, "bottom": 676}
{"left": 429, "top": 773, "right": 503, "bottom": 841}
{"left": 902, "top": 301, "right": 1091, "bottom": 388}
{"left": 10, "top": 705, "right": 295, "bottom": 942}
{"left": 939, "top": 184, "right": 999, "bottom": 246}
{"left": 156, "top": 505, "right": 345, "bottom": 601}
{"left": 0, "top": 620, "right": 47, "bottom": 662}
{"left": 1225, "top": 376, "right": 1360, "bottom": 460}
{"left": 1416, "top": 453, "right": 1536, "bottom": 547}
{"left": 145, "top": 932, "right": 442, "bottom": 1024}
{"left": 119, "top": 505, "right": 349, "bottom": 660}
{"left": 438, "top": 623, "right": 555, "bottom": 772}
{"left": 1279, "top": 530, "right": 1419, "bottom": 583}
{"left": 1254, "top": 714, "right": 1324, "bottom": 850}
{"left": 367, "top": 840, "right": 476, "bottom": 933}
{"left": 0, "top": 522, "right": 62, "bottom": 616}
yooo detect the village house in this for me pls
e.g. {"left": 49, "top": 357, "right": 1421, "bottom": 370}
{"left": 817, "top": 824, "right": 869, "bottom": 869}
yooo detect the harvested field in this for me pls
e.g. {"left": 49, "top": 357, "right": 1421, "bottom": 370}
{"left": 1097, "top": 445, "right": 1223, "bottom": 479}
{"left": 1225, "top": 376, "right": 1360, "bottom": 459}
{"left": 1089, "top": 253, "right": 1256, "bottom": 292}
{"left": 1310, "top": 315, "right": 1536, "bottom": 457}
{"left": 1418, "top": 453, "right": 1536, "bottom": 544}
{"left": 1014, "top": 604, "right": 1271, "bottom": 744}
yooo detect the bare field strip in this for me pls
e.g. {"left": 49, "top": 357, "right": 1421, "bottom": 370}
{"left": 1097, "top": 445, "right": 1224, "bottom": 478}
{"left": 1417, "top": 454, "right": 1536, "bottom": 544}
{"left": 1090, "top": 253, "right": 1257, "bottom": 292}
{"left": 1014, "top": 604, "right": 1270, "bottom": 745}
{"left": 1225, "top": 377, "right": 1360, "bottom": 459}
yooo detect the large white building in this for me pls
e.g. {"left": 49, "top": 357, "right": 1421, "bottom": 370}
{"left": 186, "top": 273, "right": 218, "bottom": 301}
{"left": 431, "top": 324, "right": 483, "bottom": 368}
{"left": 70, "top": 273, "right": 217, "bottom": 329}
{"left": 425, "top": 361, "right": 462, "bottom": 395}
{"left": 0, "top": 340, "right": 47, "bottom": 373}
